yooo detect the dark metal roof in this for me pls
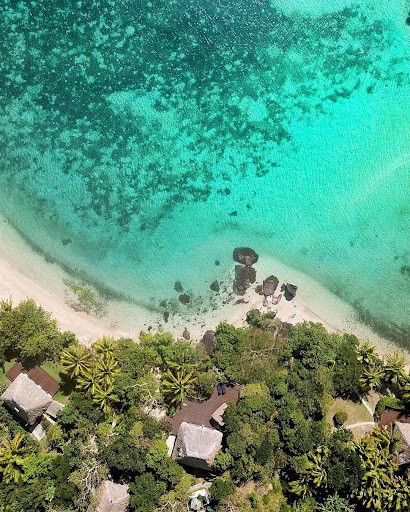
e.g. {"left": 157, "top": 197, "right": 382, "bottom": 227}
{"left": 6, "top": 362, "right": 60, "bottom": 397}
{"left": 171, "top": 385, "right": 240, "bottom": 435}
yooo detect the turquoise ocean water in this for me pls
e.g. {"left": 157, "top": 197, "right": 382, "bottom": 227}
{"left": 0, "top": 0, "right": 409, "bottom": 343}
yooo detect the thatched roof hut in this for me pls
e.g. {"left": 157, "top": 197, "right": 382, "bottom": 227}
{"left": 394, "top": 422, "right": 410, "bottom": 465}
{"left": 1, "top": 373, "right": 52, "bottom": 425}
{"left": 45, "top": 400, "right": 65, "bottom": 420}
{"left": 173, "top": 422, "right": 223, "bottom": 471}
{"left": 93, "top": 481, "right": 129, "bottom": 512}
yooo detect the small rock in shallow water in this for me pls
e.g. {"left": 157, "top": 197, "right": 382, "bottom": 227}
{"left": 62, "top": 238, "right": 71, "bottom": 246}
{"left": 179, "top": 293, "right": 191, "bottom": 304}
{"left": 210, "top": 280, "right": 220, "bottom": 292}
{"left": 174, "top": 281, "right": 183, "bottom": 293}
{"left": 163, "top": 311, "right": 169, "bottom": 322}
{"left": 215, "top": 259, "right": 220, "bottom": 266}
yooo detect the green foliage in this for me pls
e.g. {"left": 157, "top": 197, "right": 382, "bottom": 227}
{"left": 375, "top": 396, "right": 405, "bottom": 416}
{"left": 332, "top": 335, "right": 362, "bottom": 399}
{"left": 210, "top": 476, "right": 235, "bottom": 503}
{"left": 246, "top": 309, "right": 276, "bottom": 329}
{"left": 194, "top": 370, "right": 217, "bottom": 400}
{"left": 352, "top": 427, "right": 410, "bottom": 511}
{"left": 161, "top": 367, "right": 196, "bottom": 407}
{"left": 60, "top": 339, "right": 121, "bottom": 414}
{"left": 332, "top": 411, "right": 348, "bottom": 427}
{"left": 0, "top": 299, "right": 72, "bottom": 363}
{"left": 215, "top": 322, "right": 279, "bottom": 383}
{"left": 129, "top": 472, "right": 167, "bottom": 512}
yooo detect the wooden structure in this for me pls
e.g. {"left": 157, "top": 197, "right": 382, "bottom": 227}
{"left": 6, "top": 362, "right": 60, "bottom": 396}
{"left": 171, "top": 385, "right": 240, "bottom": 435}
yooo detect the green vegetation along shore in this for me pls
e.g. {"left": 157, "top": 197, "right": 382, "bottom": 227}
{"left": 1, "top": 297, "right": 410, "bottom": 511}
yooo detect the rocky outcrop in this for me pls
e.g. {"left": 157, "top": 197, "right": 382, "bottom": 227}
{"left": 282, "top": 283, "right": 297, "bottom": 300}
{"left": 201, "top": 330, "right": 216, "bottom": 355}
{"left": 262, "top": 275, "right": 279, "bottom": 296}
{"left": 183, "top": 328, "right": 190, "bottom": 340}
{"left": 233, "top": 247, "right": 259, "bottom": 266}
{"left": 233, "top": 265, "right": 256, "bottom": 295}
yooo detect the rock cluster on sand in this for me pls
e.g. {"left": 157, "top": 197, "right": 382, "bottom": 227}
{"left": 232, "top": 247, "right": 258, "bottom": 295}
{"left": 282, "top": 283, "right": 297, "bottom": 300}
{"left": 233, "top": 265, "right": 257, "bottom": 295}
{"left": 233, "top": 247, "right": 259, "bottom": 266}
{"left": 262, "top": 275, "right": 279, "bottom": 296}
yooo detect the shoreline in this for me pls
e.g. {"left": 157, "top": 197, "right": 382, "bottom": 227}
{"left": 0, "top": 215, "right": 407, "bottom": 359}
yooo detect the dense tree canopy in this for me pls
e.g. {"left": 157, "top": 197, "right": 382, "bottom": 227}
{"left": 0, "top": 298, "right": 409, "bottom": 511}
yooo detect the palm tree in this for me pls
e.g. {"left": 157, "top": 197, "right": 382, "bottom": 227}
{"left": 76, "top": 367, "right": 100, "bottom": 395}
{"left": 316, "top": 495, "right": 354, "bottom": 512}
{"left": 161, "top": 368, "right": 196, "bottom": 406}
{"left": 360, "top": 364, "right": 385, "bottom": 392}
{"left": 357, "top": 342, "right": 379, "bottom": 367}
{"left": 92, "top": 384, "right": 118, "bottom": 414}
{"left": 0, "top": 433, "right": 25, "bottom": 484}
{"left": 95, "top": 354, "right": 121, "bottom": 387}
{"left": 60, "top": 345, "right": 92, "bottom": 379}
{"left": 305, "top": 446, "right": 329, "bottom": 488}
{"left": 384, "top": 352, "right": 407, "bottom": 386}
{"left": 93, "top": 336, "right": 116, "bottom": 357}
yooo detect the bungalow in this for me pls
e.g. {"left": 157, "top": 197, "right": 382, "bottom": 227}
{"left": 1, "top": 373, "right": 53, "bottom": 425}
{"left": 92, "top": 480, "right": 129, "bottom": 512}
{"left": 172, "top": 422, "right": 223, "bottom": 471}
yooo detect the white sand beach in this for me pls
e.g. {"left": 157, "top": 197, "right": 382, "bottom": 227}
{"left": 0, "top": 214, "right": 406, "bottom": 359}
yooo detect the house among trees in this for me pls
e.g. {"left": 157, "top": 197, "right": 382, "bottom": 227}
{"left": 172, "top": 422, "right": 223, "bottom": 471}
{"left": 1, "top": 362, "right": 61, "bottom": 426}
{"left": 92, "top": 480, "right": 129, "bottom": 512}
{"left": 1, "top": 373, "right": 53, "bottom": 425}
{"left": 394, "top": 422, "right": 410, "bottom": 465}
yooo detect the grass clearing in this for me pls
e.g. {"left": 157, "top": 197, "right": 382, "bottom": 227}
{"left": 327, "top": 398, "right": 373, "bottom": 427}
{"left": 0, "top": 359, "right": 16, "bottom": 390}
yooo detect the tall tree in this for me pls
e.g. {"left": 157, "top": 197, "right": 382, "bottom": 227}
{"left": 161, "top": 368, "right": 196, "bottom": 406}
{"left": 0, "top": 433, "right": 25, "bottom": 484}
{"left": 61, "top": 345, "right": 92, "bottom": 378}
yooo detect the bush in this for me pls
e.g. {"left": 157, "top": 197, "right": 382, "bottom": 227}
{"left": 209, "top": 477, "right": 235, "bottom": 503}
{"left": 375, "top": 396, "right": 405, "bottom": 416}
{"left": 194, "top": 370, "right": 217, "bottom": 400}
{"left": 333, "top": 411, "right": 348, "bottom": 427}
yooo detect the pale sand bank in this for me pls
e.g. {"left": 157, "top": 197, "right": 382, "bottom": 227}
{"left": 0, "top": 215, "right": 407, "bottom": 360}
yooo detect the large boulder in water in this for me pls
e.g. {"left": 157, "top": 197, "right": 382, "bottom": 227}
{"left": 233, "top": 247, "right": 259, "bottom": 266}
{"left": 233, "top": 265, "right": 257, "bottom": 295}
{"left": 262, "top": 275, "right": 279, "bottom": 296}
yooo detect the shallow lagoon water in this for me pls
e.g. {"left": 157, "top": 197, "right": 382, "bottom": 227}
{"left": 0, "top": 0, "right": 409, "bottom": 343}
